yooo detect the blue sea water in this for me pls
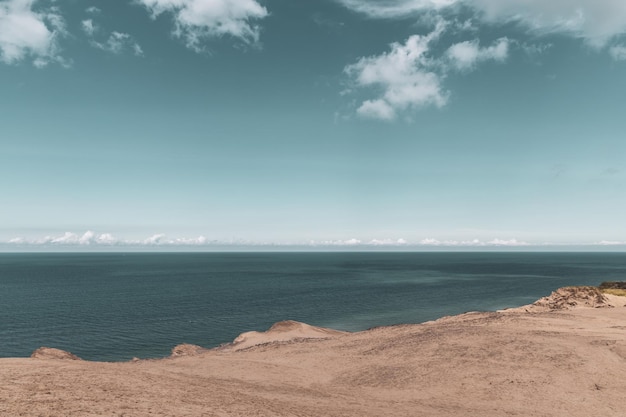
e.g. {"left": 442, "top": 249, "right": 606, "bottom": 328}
{"left": 1, "top": 252, "right": 625, "bottom": 361}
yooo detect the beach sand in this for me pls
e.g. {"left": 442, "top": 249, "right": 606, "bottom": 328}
{"left": 2, "top": 288, "right": 626, "bottom": 416}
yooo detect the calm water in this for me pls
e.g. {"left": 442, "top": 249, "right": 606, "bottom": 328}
{"left": 1, "top": 252, "right": 625, "bottom": 361}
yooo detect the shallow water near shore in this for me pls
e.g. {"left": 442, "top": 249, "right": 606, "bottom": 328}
{"left": 1, "top": 252, "right": 625, "bottom": 361}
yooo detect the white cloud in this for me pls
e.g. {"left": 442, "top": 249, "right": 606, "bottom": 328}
{"left": 91, "top": 32, "right": 143, "bottom": 56}
{"left": 609, "top": 44, "right": 626, "bottom": 60}
{"left": 345, "top": 22, "right": 448, "bottom": 120}
{"left": 345, "top": 21, "right": 511, "bottom": 120}
{"left": 446, "top": 37, "right": 509, "bottom": 70}
{"left": 137, "top": 0, "right": 268, "bottom": 51}
{"left": 85, "top": 6, "right": 101, "bottom": 15}
{"left": 0, "top": 0, "right": 65, "bottom": 66}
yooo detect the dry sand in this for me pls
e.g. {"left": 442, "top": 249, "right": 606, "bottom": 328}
{"left": 2, "top": 287, "right": 626, "bottom": 416}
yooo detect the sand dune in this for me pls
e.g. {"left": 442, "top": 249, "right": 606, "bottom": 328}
{"left": 2, "top": 288, "right": 626, "bottom": 416}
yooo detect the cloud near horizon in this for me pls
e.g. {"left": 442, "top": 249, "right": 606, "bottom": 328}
{"left": 8, "top": 232, "right": 626, "bottom": 248}
{"left": 418, "top": 238, "right": 529, "bottom": 246}
{"left": 0, "top": 232, "right": 558, "bottom": 248}
{"left": 7, "top": 231, "right": 210, "bottom": 247}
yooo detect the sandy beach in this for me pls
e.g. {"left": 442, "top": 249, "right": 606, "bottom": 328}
{"left": 2, "top": 287, "right": 626, "bottom": 417}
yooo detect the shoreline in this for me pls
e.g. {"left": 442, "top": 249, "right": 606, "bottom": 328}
{"left": 7, "top": 286, "right": 625, "bottom": 363}
{"left": 2, "top": 287, "right": 626, "bottom": 416}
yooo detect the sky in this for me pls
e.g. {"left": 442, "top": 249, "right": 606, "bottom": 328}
{"left": 1, "top": 0, "right": 626, "bottom": 250}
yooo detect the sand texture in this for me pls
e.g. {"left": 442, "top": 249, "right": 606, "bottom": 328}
{"left": 2, "top": 288, "right": 626, "bottom": 417}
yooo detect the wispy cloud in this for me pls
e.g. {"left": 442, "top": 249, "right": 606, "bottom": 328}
{"left": 81, "top": 19, "right": 96, "bottom": 36}
{"left": 337, "top": 0, "right": 626, "bottom": 47}
{"left": 81, "top": 11, "right": 143, "bottom": 57}
{"left": 91, "top": 31, "right": 144, "bottom": 56}
{"left": 336, "top": 0, "right": 455, "bottom": 18}
{"left": 137, "top": 0, "right": 268, "bottom": 51}
{"left": 0, "top": 0, "right": 66, "bottom": 66}
{"left": 609, "top": 44, "right": 626, "bottom": 61}
{"left": 470, "top": 0, "right": 626, "bottom": 48}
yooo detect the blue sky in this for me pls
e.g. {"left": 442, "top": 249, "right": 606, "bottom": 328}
{"left": 2, "top": 0, "right": 626, "bottom": 250}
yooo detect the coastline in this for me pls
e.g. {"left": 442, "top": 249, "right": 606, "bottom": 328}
{"left": 2, "top": 288, "right": 626, "bottom": 416}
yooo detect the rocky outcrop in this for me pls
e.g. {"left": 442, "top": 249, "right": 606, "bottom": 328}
{"left": 170, "top": 344, "right": 207, "bottom": 357}
{"left": 599, "top": 281, "right": 626, "bottom": 290}
{"left": 532, "top": 286, "right": 611, "bottom": 310}
{"left": 31, "top": 347, "right": 82, "bottom": 360}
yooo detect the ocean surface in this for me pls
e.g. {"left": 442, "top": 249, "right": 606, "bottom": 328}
{"left": 1, "top": 252, "right": 625, "bottom": 361}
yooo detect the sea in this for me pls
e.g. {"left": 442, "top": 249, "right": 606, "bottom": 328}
{"left": 1, "top": 252, "right": 625, "bottom": 362}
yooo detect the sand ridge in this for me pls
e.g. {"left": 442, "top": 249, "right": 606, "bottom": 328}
{"left": 222, "top": 319, "right": 348, "bottom": 351}
{"left": 2, "top": 288, "right": 626, "bottom": 416}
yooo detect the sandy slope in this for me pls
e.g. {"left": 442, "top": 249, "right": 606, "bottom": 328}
{"left": 2, "top": 289, "right": 626, "bottom": 417}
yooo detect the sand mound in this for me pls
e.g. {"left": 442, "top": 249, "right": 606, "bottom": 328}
{"left": 532, "top": 286, "right": 611, "bottom": 310}
{"left": 226, "top": 320, "right": 347, "bottom": 351}
{"left": 31, "top": 347, "right": 82, "bottom": 360}
{"left": 170, "top": 344, "right": 207, "bottom": 357}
